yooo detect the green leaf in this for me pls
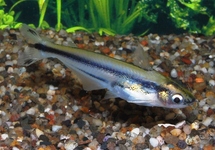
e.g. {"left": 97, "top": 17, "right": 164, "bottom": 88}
{"left": 202, "top": 16, "right": 215, "bottom": 35}
{"left": 40, "top": 20, "right": 50, "bottom": 29}
{"left": 2, "top": 13, "right": 14, "bottom": 25}
{"left": 98, "top": 28, "right": 116, "bottom": 36}
{"left": 0, "top": 25, "right": 8, "bottom": 29}
{"left": 179, "top": 0, "right": 207, "bottom": 14}
{"left": 66, "top": 26, "right": 92, "bottom": 33}
{"left": 38, "top": 0, "right": 49, "bottom": 27}
{"left": 0, "top": 0, "right": 6, "bottom": 7}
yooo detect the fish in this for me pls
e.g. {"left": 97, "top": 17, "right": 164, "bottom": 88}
{"left": 18, "top": 24, "right": 195, "bottom": 108}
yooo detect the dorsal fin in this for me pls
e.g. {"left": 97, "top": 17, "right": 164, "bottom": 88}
{"left": 131, "top": 44, "right": 152, "bottom": 70}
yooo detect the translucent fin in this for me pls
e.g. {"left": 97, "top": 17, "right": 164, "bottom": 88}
{"left": 70, "top": 67, "right": 107, "bottom": 91}
{"left": 132, "top": 44, "right": 152, "bottom": 70}
{"left": 18, "top": 24, "right": 45, "bottom": 66}
{"left": 18, "top": 46, "right": 44, "bottom": 66}
{"left": 19, "top": 24, "right": 43, "bottom": 44}
{"left": 104, "top": 90, "right": 118, "bottom": 99}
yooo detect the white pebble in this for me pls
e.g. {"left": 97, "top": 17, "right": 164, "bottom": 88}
{"left": 200, "top": 67, "right": 207, "bottom": 74}
{"left": 209, "top": 61, "right": 214, "bottom": 67}
{"left": 83, "top": 147, "right": 91, "bottom": 150}
{"left": 174, "top": 51, "right": 180, "bottom": 57}
{"left": 60, "top": 68, "right": 66, "bottom": 77}
{"left": 202, "top": 104, "right": 209, "bottom": 112}
{"left": 72, "top": 105, "right": 79, "bottom": 111}
{"left": 170, "top": 68, "right": 177, "bottom": 78}
{"left": 112, "top": 122, "right": 121, "bottom": 131}
{"left": 7, "top": 67, "right": 13, "bottom": 73}
{"left": 47, "top": 95, "right": 53, "bottom": 100}
{"left": 54, "top": 63, "right": 62, "bottom": 69}
{"left": 0, "top": 67, "right": 5, "bottom": 72}
{"left": 202, "top": 117, "right": 213, "bottom": 126}
{"left": 26, "top": 107, "right": 36, "bottom": 115}
{"left": 55, "top": 109, "right": 63, "bottom": 114}
{"left": 114, "top": 55, "right": 124, "bottom": 60}
{"left": 76, "top": 130, "right": 84, "bottom": 135}
{"left": 175, "top": 120, "right": 186, "bottom": 128}
{"left": 12, "top": 147, "right": 19, "bottom": 150}
{"left": 52, "top": 125, "right": 62, "bottom": 132}
{"left": 6, "top": 54, "right": 11, "bottom": 60}
{"left": 161, "top": 145, "right": 170, "bottom": 150}
{"left": 1, "top": 133, "right": 8, "bottom": 140}
{"left": 5, "top": 60, "right": 13, "bottom": 66}
{"left": 65, "top": 140, "right": 78, "bottom": 150}
{"left": 49, "top": 85, "right": 58, "bottom": 90}
{"left": 209, "top": 80, "right": 215, "bottom": 86}
{"left": 12, "top": 46, "right": 19, "bottom": 53}
{"left": 92, "top": 118, "right": 103, "bottom": 127}
{"left": 12, "top": 60, "right": 17, "bottom": 65}
{"left": 131, "top": 128, "right": 140, "bottom": 137}
{"left": 198, "top": 100, "right": 206, "bottom": 107}
{"left": 194, "top": 65, "right": 201, "bottom": 71}
{"left": 35, "top": 128, "right": 44, "bottom": 137}
{"left": 47, "top": 89, "right": 55, "bottom": 95}
{"left": 154, "top": 59, "right": 162, "bottom": 65}
{"left": 208, "top": 67, "right": 215, "bottom": 75}
{"left": 18, "top": 67, "right": 26, "bottom": 74}
{"left": 149, "top": 137, "right": 159, "bottom": 147}
{"left": 157, "top": 136, "right": 164, "bottom": 145}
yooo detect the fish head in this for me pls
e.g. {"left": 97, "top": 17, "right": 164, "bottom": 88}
{"left": 157, "top": 82, "right": 195, "bottom": 108}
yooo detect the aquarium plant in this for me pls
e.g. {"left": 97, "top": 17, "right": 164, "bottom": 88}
{"left": 2, "top": 0, "right": 215, "bottom": 35}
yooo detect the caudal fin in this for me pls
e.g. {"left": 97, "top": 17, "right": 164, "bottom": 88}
{"left": 18, "top": 24, "right": 45, "bottom": 66}
{"left": 20, "top": 24, "right": 43, "bottom": 44}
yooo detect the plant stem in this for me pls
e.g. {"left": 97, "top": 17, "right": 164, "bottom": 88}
{"left": 38, "top": 0, "right": 49, "bottom": 28}
{"left": 56, "top": 0, "right": 61, "bottom": 31}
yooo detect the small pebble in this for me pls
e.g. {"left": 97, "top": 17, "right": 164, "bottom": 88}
{"left": 191, "top": 122, "right": 199, "bottom": 130}
{"left": 36, "top": 128, "right": 44, "bottom": 137}
{"left": 52, "top": 125, "right": 62, "bottom": 132}
{"left": 131, "top": 128, "right": 140, "bottom": 137}
{"left": 165, "top": 113, "right": 176, "bottom": 120}
{"left": 65, "top": 140, "right": 78, "bottom": 150}
{"left": 209, "top": 80, "right": 215, "bottom": 86}
{"left": 92, "top": 118, "right": 103, "bottom": 127}
{"left": 26, "top": 107, "right": 36, "bottom": 115}
{"left": 149, "top": 137, "right": 159, "bottom": 147}
{"left": 202, "top": 117, "right": 213, "bottom": 126}
{"left": 183, "top": 125, "right": 191, "bottom": 134}
{"left": 170, "top": 128, "right": 182, "bottom": 137}
{"left": 170, "top": 68, "right": 178, "bottom": 78}
{"left": 161, "top": 145, "right": 170, "bottom": 150}
{"left": 1, "top": 133, "right": 8, "bottom": 140}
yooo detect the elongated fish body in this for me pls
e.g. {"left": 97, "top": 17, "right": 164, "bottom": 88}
{"left": 19, "top": 24, "right": 195, "bottom": 108}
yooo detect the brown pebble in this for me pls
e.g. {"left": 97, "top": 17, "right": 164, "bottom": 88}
{"left": 164, "top": 135, "right": 179, "bottom": 144}
{"left": 170, "top": 129, "right": 182, "bottom": 137}
{"left": 96, "top": 133, "right": 105, "bottom": 144}
{"left": 178, "top": 132, "right": 187, "bottom": 140}
{"left": 14, "top": 127, "right": 23, "bottom": 137}
{"left": 193, "top": 82, "right": 206, "bottom": 91}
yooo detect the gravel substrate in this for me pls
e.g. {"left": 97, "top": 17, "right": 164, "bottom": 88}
{"left": 0, "top": 27, "right": 215, "bottom": 150}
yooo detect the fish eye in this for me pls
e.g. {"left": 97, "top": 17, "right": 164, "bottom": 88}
{"left": 171, "top": 94, "right": 184, "bottom": 104}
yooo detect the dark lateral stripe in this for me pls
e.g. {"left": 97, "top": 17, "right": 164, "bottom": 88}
{"left": 34, "top": 43, "right": 162, "bottom": 91}
{"left": 78, "top": 68, "right": 108, "bottom": 83}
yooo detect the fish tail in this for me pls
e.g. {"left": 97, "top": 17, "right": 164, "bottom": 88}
{"left": 20, "top": 24, "right": 43, "bottom": 44}
{"left": 18, "top": 24, "right": 45, "bottom": 66}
